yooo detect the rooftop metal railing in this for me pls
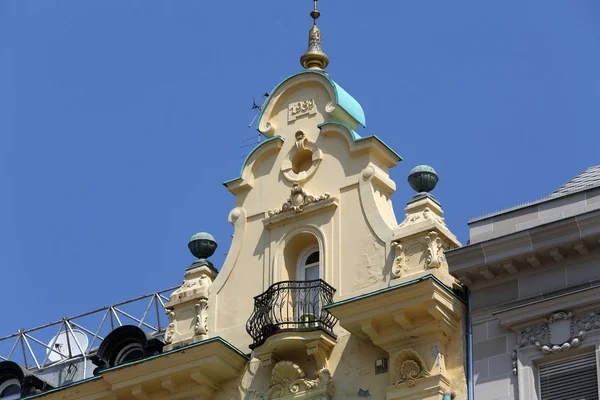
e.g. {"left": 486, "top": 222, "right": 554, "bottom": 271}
{"left": 0, "top": 287, "right": 176, "bottom": 371}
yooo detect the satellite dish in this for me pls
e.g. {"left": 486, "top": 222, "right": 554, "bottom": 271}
{"left": 46, "top": 329, "right": 89, "bottom": 363}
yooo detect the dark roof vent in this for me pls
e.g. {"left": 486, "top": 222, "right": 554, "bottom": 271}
{"left": 0, "top": 361, "right": 54, "bottom": 398}
{"left": 91, "top": 326, "right": 163, "bottom": 374}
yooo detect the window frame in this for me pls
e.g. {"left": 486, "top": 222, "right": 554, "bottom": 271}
{"left": 517, "top": 329, "right": 600, "bottom": 400}
{"left": 297, "top": 245, "right": 320, "bottom": 281}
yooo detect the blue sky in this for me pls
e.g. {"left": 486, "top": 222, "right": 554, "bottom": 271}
{"left": 1, "top": 1, "right": 599, "bottom": 336}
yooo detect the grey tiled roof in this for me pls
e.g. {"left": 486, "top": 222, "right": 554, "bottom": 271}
{"left": 469, "top": 165, "right": 600, "bottom": 223}
{"left": 550, "top": 165, "right": 600, "bottom": 197}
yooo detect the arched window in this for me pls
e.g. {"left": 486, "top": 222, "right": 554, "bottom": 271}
{"left": 297, "top": 245, "right": 320, "bottom": 281}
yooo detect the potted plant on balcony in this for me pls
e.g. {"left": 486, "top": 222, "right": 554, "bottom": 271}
{"left": 300, "top": 313, "right": 317, "bottom": 328}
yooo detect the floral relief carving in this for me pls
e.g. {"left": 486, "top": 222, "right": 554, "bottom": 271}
{"left": 575, "top": 310, "right": 600, "bottom": 332}
{"left": 171, "top": 271, "right": 213, "bottom": 297}
{"left": 194, "top": 299, "right": 208, "bottom": 336}
{"left": 394, "top": 349, "right": 429, "bottom": 387}
{"left": 250, "top": 361, "right": 332, "bottom": 399}
{"left": 425, "top": 231, "right": 445, "bottom": 269}
{"left": 268, "top": 183, "right": 331, "bottom": 217}
{"left": 398, "top": 207, "right": 447, "bottom": 228}
{"left": 511, "top": 310, "right": 599, "bottom": 375}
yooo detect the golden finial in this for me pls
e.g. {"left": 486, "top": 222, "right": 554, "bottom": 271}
{"left": 300, "top": 0, "right": 329, "bottom": 70}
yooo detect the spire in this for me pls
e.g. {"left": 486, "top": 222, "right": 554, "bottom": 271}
{"left": 300, "top": 0, "right": 329, "bottom": 70}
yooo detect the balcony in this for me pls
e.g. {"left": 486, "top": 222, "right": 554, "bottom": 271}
{"left": 246, "top": 279, "right": 337, "bottom": 350}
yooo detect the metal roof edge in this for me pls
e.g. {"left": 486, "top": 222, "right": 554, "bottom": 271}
{"left": 223, "top": 136, "right": 284, "bottom": 186}
{"left": 255, "top": 70, "right": 366, "bottom": 134}
{"left": 22, "top": 337, "right": 248, "bottom": 399}
{"left": 317, "top": 121, "right": 402, "bottom": 161}
{"left": 323, "top": 274, "right": 465, "bottom": 310}
{"left": 468, "top": 181, "right": 600, "bottom": 224}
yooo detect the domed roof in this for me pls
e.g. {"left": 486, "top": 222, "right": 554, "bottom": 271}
{"left": 190, "top": 232, "right": 216, "bottom": 242}
{"left": 257, "top": 70, "right": 366, "bottom": 129}
{"left": 409, "top": 165, "right": 437, "bottom": 175}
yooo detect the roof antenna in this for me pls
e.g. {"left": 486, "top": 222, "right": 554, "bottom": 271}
{"left": 247, "top": 93, "right": 269, "bottom": 128}
{"left": 240, "top": 93, "right": 269, "bottom": 158}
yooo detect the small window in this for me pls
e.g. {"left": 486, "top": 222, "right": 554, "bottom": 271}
{"left": 539, "top": 352, "right": 599, "bottom": 400}
{"left": 297, "top": 246, "right": 320, "bottom": 282}
{"left": 305, "top": 251, "right": 319, "bottom": 265}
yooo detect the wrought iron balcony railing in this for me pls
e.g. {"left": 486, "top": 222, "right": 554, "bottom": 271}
{"left": 246, "top": 279, "right": 337, "bottom": 349}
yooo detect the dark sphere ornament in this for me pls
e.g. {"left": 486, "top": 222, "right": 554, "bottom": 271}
{"left": 188, "top": 232, "right": 217, "bottom": 260}
{"left": 408, "top": 165, "right": 439, "bottom": 194}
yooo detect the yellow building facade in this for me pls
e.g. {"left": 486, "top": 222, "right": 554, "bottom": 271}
{"left": 3, "top": 3, "right": 470, "bottom": 400}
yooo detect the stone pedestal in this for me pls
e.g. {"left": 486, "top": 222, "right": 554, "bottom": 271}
{"left": 163, "top": 264, "right": 217, "bottom": 351}
{"left": 391, "top": 196, "right": 461, "bottom": 288}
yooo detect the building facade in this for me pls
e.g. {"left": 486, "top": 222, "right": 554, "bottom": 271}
{"left": 8, "top": 4, "right": 599, "bottom": 400}
{"left": 0, "top": 3, "right": 470, "bottom": 400}
{"left": 447, "top": 165, "right": 600, "bottom": 400}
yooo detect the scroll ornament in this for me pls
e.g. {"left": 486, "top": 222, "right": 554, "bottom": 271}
{"left": 398, "top": 207, "right": 447, "bottom": 228}
{"left": 251, "top": 361, "right": 332, "bottom": 399}
{"left": 390, "top": 241, "right": 406, "bottom": 278}
{"left": 512, "top": 310, "right": 600, "bottom": 374}
{"left": 425, "top": 231, "right": 445, "bottom": 269}
{"left": 164, "top": 309, "right": 176, "bottom": 344}
{"left": 268, "top": 183, "right": 330, "bottom": 217}
{"left": 194, "top": 299, "right": 208, "bottom": 336}
{"left": 394, "top": 349, "right": 429, "bottom": 387}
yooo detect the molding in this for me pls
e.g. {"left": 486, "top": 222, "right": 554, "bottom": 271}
{"left": 251, "top": 361, "right": 333, "bottom": 400}
{"left": 358, "top": 165, "right": 396, "bottom": 243}
{"left": 257, "top": 70, "right": 365, "bottom": 136}
{"left": 224, "top": 137, "right": 285, "bottom": 194}
{"left": 494, "top": 285, "right": 600, "bottom": 330}
{"left": 319, "top": 122, "right": 401, "bottom": 167}
{"left": 385, "top": 373, "right": 451, "bottom": 400}
{"left": 252, "top": 330, "right": 336, "bottom": 373}
{"left": 264, "top": 196, "right": 338, "bottom": 228}
{"left": 37, "top": 338, "right": 248, "bottom": 400}
{"left": 511, "top": 309, "right": 600, "bottom": 376}
{"left": 326, "top": 276, "right": 464, "bottom": 353}
{"left": 393, "top": 349, "right": 430, "bottom": 386}
{"left": 447, "top": 209, "right": 600, "bottom": 279}
{"left": 212, "top": 207, "right": 247, "bottom": 296}
{"left": 516, "top": 329, "right": 600, "bottom": 400}
{"left": 267, "top": 182, "right": 331, "bottom": 217}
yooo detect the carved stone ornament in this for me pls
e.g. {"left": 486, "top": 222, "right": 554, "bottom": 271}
{"left": 170, "top": 269, "right": 213, "bottom": 298}
{"left": 288, "top": 99, "right": 317, "bottom": 122}
{"left": 511, "top": 310, "right": 600, "bottom": 375}
{"left": 164, "top": 309, "right": 176, "bottom": 344}
{"left": 268, "top": 183, "right": 330, "bottom": 217}
{"left": 251, "top": 361, "right": 333, "bottom": 399}
{"left": 391, "top": 241, "right": 407, "bottom": 278}
{"left": 194, "top": 299, "right": 208, "bottom": 336}
{"left": 393, "top": 349, "right": 429, "bottom": 387}
{"left": 425, "top": 231, "right": 445, "bottom": 269}
{"left": 398, "top": 207, "right": 447, "bottom": 229}
{"left": 281, "top": 132, "right": 323, "bottom": 184}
